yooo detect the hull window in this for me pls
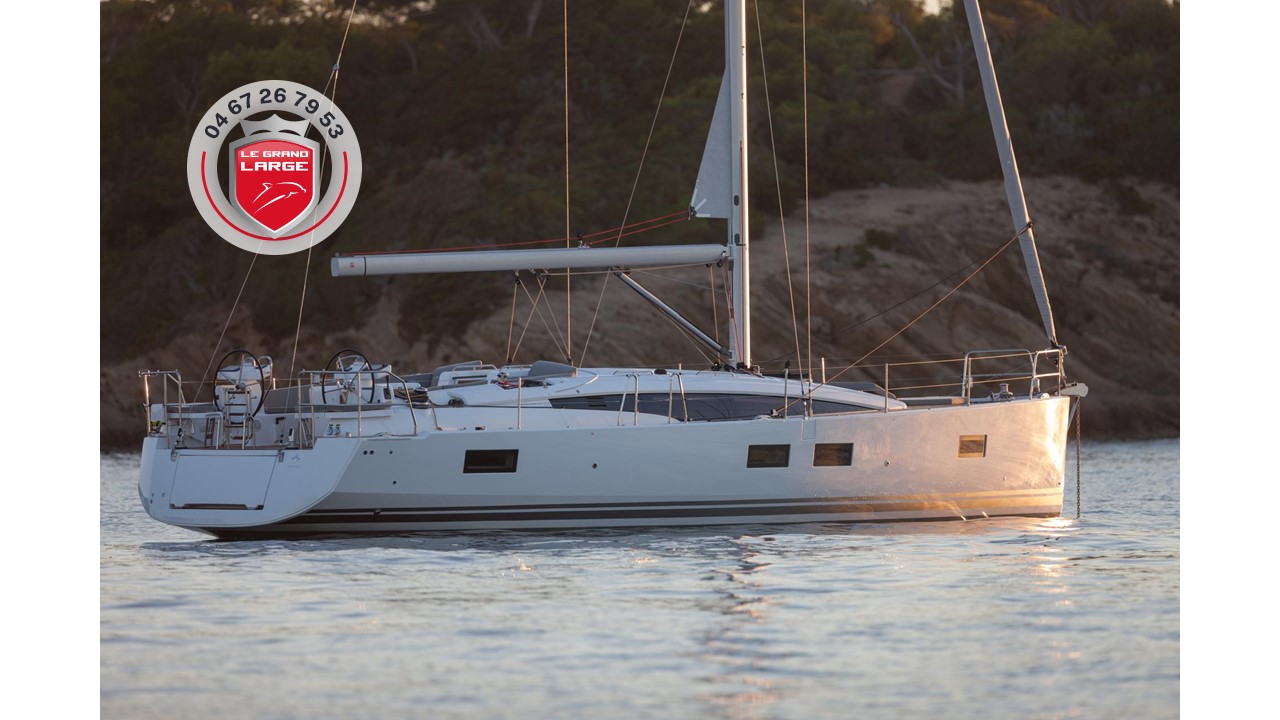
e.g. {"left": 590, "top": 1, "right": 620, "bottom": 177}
{"left": 464, "top": 449, "right": 519, "bottom": 473}
{"left": 813, "top": 443, "right": 853, "bottom": 467}
{"left": 958, "top": 435, "right": 987, "bottom": 458}
{"left": 747, "top": 444, "right": 790, "bottom": 468}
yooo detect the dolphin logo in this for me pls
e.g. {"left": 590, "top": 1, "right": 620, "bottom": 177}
{"left": 229, "top": 133, "right": 321, "bottom": 235}
{"left": 252, "top": 181, "right": 308, "bottom": 212}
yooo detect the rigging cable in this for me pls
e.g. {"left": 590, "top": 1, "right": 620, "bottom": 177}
{"left": 194, "top": 251, "right": 262, "bottom": 403}
{"left": 509, "top": 274, "right": 546, "bottom": 362}
{"left": 650, "top": 295, "right": 718, "bottom": 366}
{"left": 709, "top": 265, "right": 721, "bottom": 348}
{"left": 563, "top": 0, "right": 572, "bottom": 362}
{"left": 542, "top": 260, "right": 718, "bottom": 278}
{"left": 505, "top": 272, "right": 520, "bottom": 363}
{"left": 802, "top": 0, "right": 813, "bottom": 396}
{"left": 513, "top": 272, "right": 570, "bottom": 362}
{"left": 753, "top": 0, "right": 804, "bottom": 385}
{"left": 759, "top": 226, "right": 1030, "bottom": 365}
{"left": 632, "top": 268, "right": 713, "bottom": 290}
{"left": 723, "top": 261, "right": 742, "bottom": 367}
{"left": 783, "top": 223, "right": 1031, "bottom": 410}
{"left": 579, "top": 0, "right": 696, "bottom": 366}
{"left": 287, "top": 0, "right": 361, "bottom": 387}
{"left": 356, "top": 209, "right": 686, "bottom": 255}
{"left": 1076, "top": 398, "right": 1083, "bottom": 518}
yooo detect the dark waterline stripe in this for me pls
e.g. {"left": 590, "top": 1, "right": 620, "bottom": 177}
{"left": 301, "top": 488, "right": 1058, "bottom": 516}
{"left": 282, "top": 498, "right": 1057, "bottom": 526}
{"left": 208, "top": 509, "right": 1059, "bottom": 538}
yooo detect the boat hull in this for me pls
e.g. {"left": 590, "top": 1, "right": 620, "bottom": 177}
{"left": 139, "top": 396, "right": 1070, "bottom": 538}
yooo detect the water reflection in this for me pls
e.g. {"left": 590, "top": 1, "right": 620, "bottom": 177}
{"left": 103, "top": 443, "right": 1180, "bottom": 719}
{"left": 693, "top": 534, "right": 784, "bottom": 718}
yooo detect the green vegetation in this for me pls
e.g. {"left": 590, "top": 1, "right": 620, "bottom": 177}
{"left": 864, "top": 227, "right": 901, "bottom": 250}
{"left": 100, "top": 0, "right": 1178, "bottom": 364}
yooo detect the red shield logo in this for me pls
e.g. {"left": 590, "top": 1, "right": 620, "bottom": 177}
{"left": 229, "top": 133, "right": 320, "bottom": 236}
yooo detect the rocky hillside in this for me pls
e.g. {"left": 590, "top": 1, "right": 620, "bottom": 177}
{"left": 101, "top": 175, "right": 1177, "bottom": 447}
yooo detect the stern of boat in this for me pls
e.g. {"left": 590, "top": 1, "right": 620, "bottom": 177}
{"left": 138, "top": 435, "right": 359, "bottom": 535}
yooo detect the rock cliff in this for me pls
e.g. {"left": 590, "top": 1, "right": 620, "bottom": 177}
{"left": 101, "top": 175, "right": 1177, "bottom": 448}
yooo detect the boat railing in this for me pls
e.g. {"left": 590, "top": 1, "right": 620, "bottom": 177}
{"left": 961, "top": 348, "right": 1064, "bottom": 402}
{"left": 617, "top": 373, "right": 642, "bottom": 426}
{"left": 819, "top": 348, "right": 1064, "bottom": 408}
{"left": 299, "top": 367, "right": 424, "bottom": 438}
{"left": 138, "top": 366, "right": 434, "bottom": 449}
{"left": 138, "top": 370, "right": 185, "bottom": 436}
{"left": 666, "top": 373, "right": 689, "bottom": 424}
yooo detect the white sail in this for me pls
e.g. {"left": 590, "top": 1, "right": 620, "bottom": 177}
{"left": 689, "top": 71, "right": 733, "bottom": 219}
{"left": 331, "top": 244, "right": 726, "bottom": 276}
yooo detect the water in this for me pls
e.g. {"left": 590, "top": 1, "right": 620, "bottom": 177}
{"left": 101, "top": 440, "right": 1179, "bottom": 719}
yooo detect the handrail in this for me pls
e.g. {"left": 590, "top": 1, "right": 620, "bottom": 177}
{"left": 633, "top": 374, "right": 641, "bottom": 426}
{"left": 783, "top": 367, "right": 790, "bottom": 418}
{"left": 961, "top": 348, "right": 1063, "bottom": 401}
{"left": 616, "top": 373, "right": 641, "bottom": 426}
{"left": 138, "top": 370, "right": 184, "bottom": 435}
{"left": 884, "top": 363, "right": 890, "bottom": 413}
{"left": 300, "top": 367, "right": 424, "bottom": 438}
{"left": 676, "top": 373, "right": 688, "bottom": 422}
{"left": 814, "top": 347, "right": 1062, "bottom": 403}
{"left": 386, "top": 369, "right": 421, "bottom": 436}
{"left": 139, "top": 366, "right": 432, "bottom": 449}
{"left": 667, "top": 375, "right": 675, "bottom": 424}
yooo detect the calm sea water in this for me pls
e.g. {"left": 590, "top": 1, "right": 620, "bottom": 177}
{"left": 100, "top": 439, "right": 1179, "bottom": 719}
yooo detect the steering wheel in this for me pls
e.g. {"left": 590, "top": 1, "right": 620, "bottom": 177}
{"left": 212, "top": 349, "right": 267, "bottom": 416}
{"left": 322, "top": 347, "right": 377, "bottom": 405}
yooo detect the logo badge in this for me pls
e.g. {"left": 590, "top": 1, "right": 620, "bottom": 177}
{"left": 187, "top": 80, "right": 362, "bottom": 255}
{"left": 229, "top": 115, "right": 319, "bottom": 235}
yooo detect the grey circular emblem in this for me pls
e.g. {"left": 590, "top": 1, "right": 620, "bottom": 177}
{"left": 186, "top": 80, "right": 362, "bottom": 256}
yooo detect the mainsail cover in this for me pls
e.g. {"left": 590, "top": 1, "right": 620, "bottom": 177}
{"left": 689, "top": 71, "right": 733, "bottom": 219}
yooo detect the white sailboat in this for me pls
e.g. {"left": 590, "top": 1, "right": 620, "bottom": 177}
{"left": 138, "top": 0, "right": 1085, "bottom": 538}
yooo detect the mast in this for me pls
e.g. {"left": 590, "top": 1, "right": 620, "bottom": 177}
{"left": 687, "top": 1, "right": 751, "bottom": 367}
{"left": 962, "top": 0, "right": 1059, "bottom": 347}
{"left": 726, "top": 0, "right": 751, "bottom": 367}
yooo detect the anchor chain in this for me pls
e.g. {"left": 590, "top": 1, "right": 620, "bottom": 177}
{"left": 1075, "top": 399, "right": 1083, "bottom": 518}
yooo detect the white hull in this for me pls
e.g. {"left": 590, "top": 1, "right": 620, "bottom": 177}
{"left": 139, "top": 394, "right": 1069, "bottom": 538}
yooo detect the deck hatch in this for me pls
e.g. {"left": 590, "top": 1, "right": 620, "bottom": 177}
{"left": 464, "top": 449, "right": 519, "bottom": 473}
{"left": 813, "top": 443, "right": 853, "bottom": 467}
{"left": 747, "top": 444, "right": 790, "bottom": 468}
{"left": 958, "top": 435, "right": 988, "bottom": 458}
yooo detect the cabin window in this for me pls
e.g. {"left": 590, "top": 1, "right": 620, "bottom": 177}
{"left": 810, "top": 400, "right": 869, "bottom": 415}
{"left": 958, "top": 435, "right": 987, "bottom": 459}
{"left": 464, "top": 449, "right": 519, "bottom": 473}
{"left": 813, "top": 443, "right": 853, "bottom": 467}
{"left": 549, "top": 395, "right": 621, "bottom": 411}
{"left": 747, "top": 444, "right": 790, "bottom": 468}
{"left": 548, "top": 393, "right": 873, "bottom": 421}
